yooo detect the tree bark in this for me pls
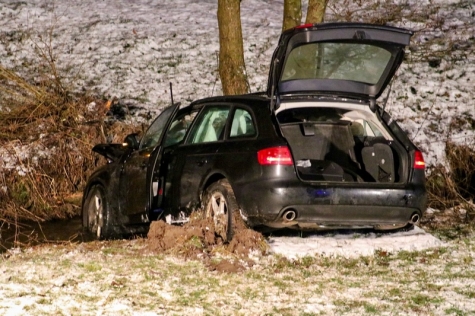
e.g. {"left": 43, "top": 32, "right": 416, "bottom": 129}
{"left": 282, "top": 0, "right": 302, "bottom": 31}
{"left": 218, "top": 0, "right": 248, "bottom": 95}
{"left": 305, "top": 0, "right": 328, "bottom": 23}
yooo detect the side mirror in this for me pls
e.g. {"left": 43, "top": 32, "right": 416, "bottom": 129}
{"left": 123, "top": 133, "right": 140, "bottom": 150}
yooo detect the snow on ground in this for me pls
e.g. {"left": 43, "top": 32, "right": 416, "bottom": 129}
{"left": 268, "top": 226, "right": 445, "bottom": 259}
{"left": 1, "top": 233, "right": 473, "bottom": 315}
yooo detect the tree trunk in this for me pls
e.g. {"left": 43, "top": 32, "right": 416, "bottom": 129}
{"left": 282, "top": 0, "right": 302, "bottom": 31}
{"left": 305, "top": 0, "right": 328, "bottom": 23}
{"left": 218, "top": 0, "right": 248, "bottom": 95}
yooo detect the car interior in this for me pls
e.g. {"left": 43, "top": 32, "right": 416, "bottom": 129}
{"left": 277, "top": 106, "right": 399, "bottom": 183}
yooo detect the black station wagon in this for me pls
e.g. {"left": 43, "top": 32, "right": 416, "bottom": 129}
{"left": 82, "top": 23, "right": 426, "bottom": 241}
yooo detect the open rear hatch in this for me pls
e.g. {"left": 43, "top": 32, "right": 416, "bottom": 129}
{"left": 269, "top": 23, "right": 413, "bottom": 184}
{"left": 268, "top": 23, "right": 413, "bottom": 103}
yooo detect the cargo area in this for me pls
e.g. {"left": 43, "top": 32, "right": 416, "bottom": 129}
{"left": 277, "top": 105, "right": 407, "bottom": 183}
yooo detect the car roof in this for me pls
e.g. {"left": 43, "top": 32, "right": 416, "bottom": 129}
{"left": 188, "top": 93, "right": 270, "bottom": 108}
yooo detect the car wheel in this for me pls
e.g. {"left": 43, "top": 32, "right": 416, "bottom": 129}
{"left": 83, "top": 184, "right": 109, "bottom": 240}
{"left": 203, "top": 179, "right": 237, "bottom": 242}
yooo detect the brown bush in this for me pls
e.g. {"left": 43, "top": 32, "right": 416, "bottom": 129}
{"left": 426, "top": 142, "right": 475, "bottom": 219}
{"left": 0, "top": 64, "right": 138, "bottom": 224}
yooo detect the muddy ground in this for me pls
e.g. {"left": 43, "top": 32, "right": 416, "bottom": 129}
{"left": 146, "top": 212, "right": 267, "bottom": 273}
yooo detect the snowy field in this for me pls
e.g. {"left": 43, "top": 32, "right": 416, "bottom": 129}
{"left": 0, "top": 0, "right": 474, "bottom": 314}
{"left": 1, "top": 234, "right": 474, "bottom": 315}
{"left": 0, "top": 0, "right": 474, "bottom": 168}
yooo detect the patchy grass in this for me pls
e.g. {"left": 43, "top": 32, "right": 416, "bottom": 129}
{"left": 1, "top": 235, "right": 474, "bottom": 315}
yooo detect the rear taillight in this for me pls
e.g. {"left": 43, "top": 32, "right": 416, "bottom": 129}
{"left": 257, "top": 146, "right": 293, "bottom": 165}
{"left": 413, "top": 150, "right": 425, "bottom": 169}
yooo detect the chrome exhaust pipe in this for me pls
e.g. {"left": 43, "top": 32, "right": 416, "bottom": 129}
{"left": 282, "top": 209, "right": 296, "bottom": 222}
{"left": 410, "top": 213, "right": 420, "bottom": 224}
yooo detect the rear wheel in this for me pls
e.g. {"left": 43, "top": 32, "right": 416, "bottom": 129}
{"left": 83, "top": 184, "right": 110, "bottom": 240}
{"left": 203, "top": 179, "right": 238, "bottom": 242}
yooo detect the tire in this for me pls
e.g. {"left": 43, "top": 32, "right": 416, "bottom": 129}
{"left": 203, "top": 179, "right": 238, "bottom": 242}
{"left": 83, "top": 184, "right": 110, "bottom": 240}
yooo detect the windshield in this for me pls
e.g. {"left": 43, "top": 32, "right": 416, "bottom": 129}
{"left": 281, "top": 42, "right": 392, "bottom": 85}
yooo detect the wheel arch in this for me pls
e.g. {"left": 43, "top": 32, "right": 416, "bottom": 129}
{"left": 199, "top": 171, "right": 249, "bottom": 216}
{"left": 201, "top": 172, "right": 226, "bottom": 196}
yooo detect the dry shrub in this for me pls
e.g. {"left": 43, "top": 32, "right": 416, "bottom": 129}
{"left": 0, "top": 64, "right": 139, "bottom": 224}
{"left": 426, "top": 142, "right": 475, "bottom": 219}
{"left": 446, "top": 142, "right": 475, "bottom": 199}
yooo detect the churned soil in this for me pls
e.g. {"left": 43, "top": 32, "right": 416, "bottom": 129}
{"left": 146, "top": 212, "right": 267, "bottom": 272}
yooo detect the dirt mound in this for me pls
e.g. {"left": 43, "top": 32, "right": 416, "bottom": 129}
{"left": 147, "top": 219, "right": 218, "bottom": 253}
{"left": 146, "top": 212, "right": 267, "bottom": 272}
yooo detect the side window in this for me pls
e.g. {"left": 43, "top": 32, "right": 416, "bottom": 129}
{"left": 350, "top": 119, "right": 366, "bottom": 137}
{"left": 230, "top": 108, "right": 256, "bottom": 138}
{"left": 140, "top": 105, "right": 176, "bottom": 150}
{"left": 365, "top": 121, "right": 383, "bottom": 137}
{"left": 164, "top": 112, "right": 197, "bottom": 147}
{"left": 188, "top": 106, "right": 230, "bottom": 144}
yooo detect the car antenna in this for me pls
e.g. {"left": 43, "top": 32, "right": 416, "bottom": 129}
{"left": 170, "top": 82, "right": 175, "bottom": 105}
{"left": 169, "top": 82, "right": 181, "bottom": 108}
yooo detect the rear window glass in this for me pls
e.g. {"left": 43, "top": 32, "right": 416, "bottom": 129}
{"left": 281, "top": 42, "right": 392, "bottom": 85}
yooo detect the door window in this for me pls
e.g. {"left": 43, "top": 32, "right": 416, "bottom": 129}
{"left": 188, "top": 106, "right": 230, "bottom": 144}
{"left": 140, "top": 106, "right": 177, "bottom": 150}
{"left": 164, "top": 112, "right": 197, "bottom": 147}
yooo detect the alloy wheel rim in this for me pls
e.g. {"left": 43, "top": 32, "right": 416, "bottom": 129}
{"left": 89, "top": 190, "right": 103, "bottom": 238}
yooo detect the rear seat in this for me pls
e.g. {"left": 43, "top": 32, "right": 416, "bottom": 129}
{"left": 281, "top": 122, "right": 364, "bottom": 181}
{"left": 280, "top": 123, "right": 329, "bottom": 161}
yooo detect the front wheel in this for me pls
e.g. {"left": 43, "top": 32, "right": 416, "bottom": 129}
{"left": 203, "top": 179, "right": 238, "bottom": 242}
{"left": 83, "top": 184, "right": 110, "bottom": 240}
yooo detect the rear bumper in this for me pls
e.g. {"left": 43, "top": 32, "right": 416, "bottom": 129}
{"left": 262, "top": 205, "right": 422, "bottom": 230}
{"left": 235, "top": 179, "right": 426, "bottom": 229}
